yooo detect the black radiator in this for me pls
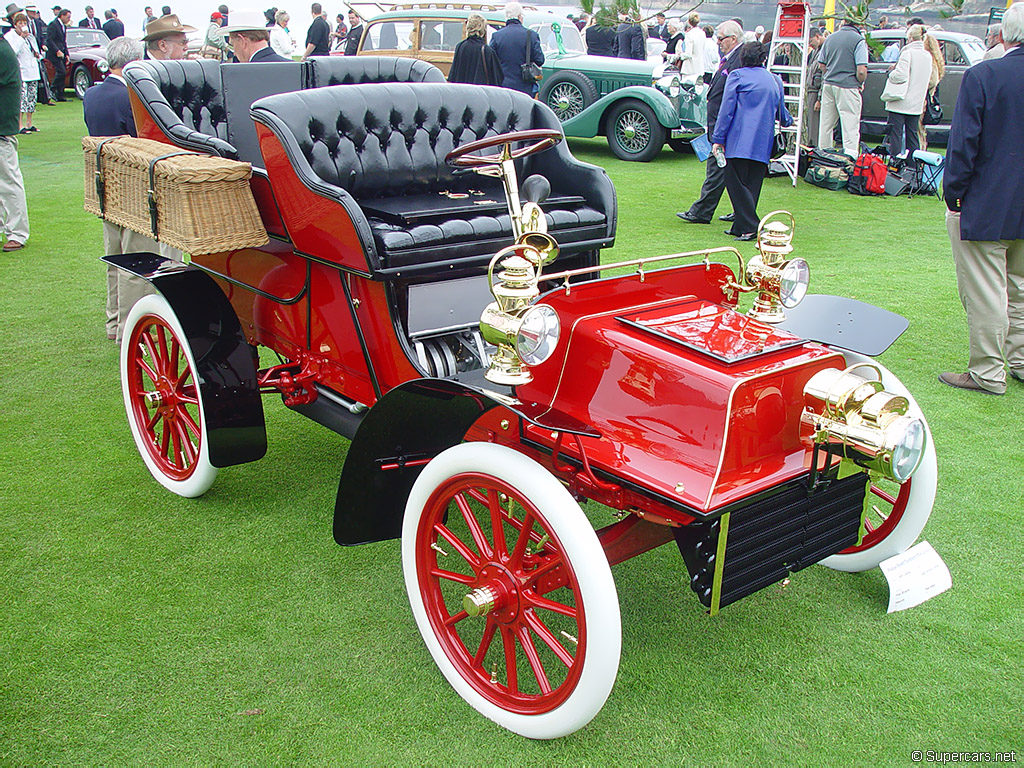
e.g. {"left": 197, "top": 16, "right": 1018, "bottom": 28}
{"left": 675, "top": 472, "right": 868, "bottom": 610}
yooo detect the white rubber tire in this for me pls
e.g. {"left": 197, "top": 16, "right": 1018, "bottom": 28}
{"left": 819, "top": 351, "right": 937, "bottom": 572}
{"left": 121, "top": 294, "right": 217, "bottom": 498}
{"left": 402, "top": 442, "right": 621, "bottom": 739}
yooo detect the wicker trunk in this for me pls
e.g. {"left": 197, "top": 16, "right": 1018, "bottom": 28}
{"left": 83, "top": 136, "right": 268, "bottom": 255}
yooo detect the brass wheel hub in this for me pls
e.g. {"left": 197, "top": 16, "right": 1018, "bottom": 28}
{"left": 463, "top": 563, "right": 520, "bottom": 622}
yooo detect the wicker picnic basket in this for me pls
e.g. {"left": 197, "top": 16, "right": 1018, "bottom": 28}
{"left": 83, "top": 136, "right": 268, "bottom": 255}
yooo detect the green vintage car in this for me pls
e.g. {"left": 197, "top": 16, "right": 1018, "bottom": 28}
{"left": 354, "top": 3, "right": 706, "bottom": 161}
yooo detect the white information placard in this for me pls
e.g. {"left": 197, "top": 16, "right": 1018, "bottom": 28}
{"left": 879, "top": 541, "right": 951, "bottom": 613}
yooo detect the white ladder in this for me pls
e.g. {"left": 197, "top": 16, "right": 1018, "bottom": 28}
{"left": 768, "top": 0, "right": 812, "bottom": 186}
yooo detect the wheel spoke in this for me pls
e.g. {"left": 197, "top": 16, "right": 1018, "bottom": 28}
{"left": 145, "top": 409, "right": 162, "bottom": 433}
{"left": 525, "top": 591, "right": 577, "bottom": 620}
{"left": 473, "top": 620, "right": 497, "bottom": 668}
{"left": 178, "top": 407, "right": 201, "bottom": 443}
{"left": 435, "top": 523, "right": 482, "bottom": 568}
{"left": 515, "top": 624, "right": 552, "bottom": 695}
{"left": 501, "top": 625, "right": 517, "bottom": 694}
{"left": 522, "top": 608, "right": 575, "bottom": 668}
{"left": 174, "top": 417, "right": 197, "bottom": 464}
{"left": 155, "top": 325, "right": 170, "bottom": 373}
{"left": 159, "top": 419, "right": 171, "bottom": 455}
{"left": 443, "top": 609, "right": 469, "bottom": 627}
{"left": 520, "top": 554, "right": 563, "bottom": 589}
{"left": 455, "top": 491, "right": 493, "bottom": 560}
{"left": 430, "top": 567, "right": 475, "bottom": 585}
{"left": 168, "top": 419, "right": 185, "bottom": 468}
{"left": 140, "top": 329, "right": 160, "bottom": 371}
{"left": 135, "top": 356, "right": 158, "bottom": 385}
{"left": 509, "top": 510, "right": 536, "bottom": 568}
{"left": 487, "top": 488, "right": 508, "bottom": 558}
{"left": 870, "top": 485, "right": 897, "bottom": 505}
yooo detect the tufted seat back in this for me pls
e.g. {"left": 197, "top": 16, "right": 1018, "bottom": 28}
{"left": 124, "top": 59, "right": 236, "bottom": 158}
{"left": 252, "top": 82, "right": 616, "bottom": 272}
{"left": 252, "top": 82, "right": 544, "bottom": 199}
{"left": 305, "top": 56, "right": 446, "bottom": 88}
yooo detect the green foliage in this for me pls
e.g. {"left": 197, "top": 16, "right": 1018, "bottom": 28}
{"left": 815, "top": 0, "right": 877, "bottom": 27}
{"left": 2, "top": 106, "right": 1022, "bottom": 765}
{"left": 939, "top": 0, "right": 965, "bottom": 19}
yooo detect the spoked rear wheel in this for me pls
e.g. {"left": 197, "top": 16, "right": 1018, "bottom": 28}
{"left": 402, "top": 443, "right": 620, "bottom": 739}
{"left": 121, "top": 294, "right": 217, "bottom": 498}
{"left": 820, "top": 352, "right": 937, "bottom": 572}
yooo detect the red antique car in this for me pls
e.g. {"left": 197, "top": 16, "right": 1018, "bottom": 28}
{"left": 102, "top": 56, "right": 936, "bottom": 739}
{"left": 43, "top": 27, "right": 110, "bottom": 99}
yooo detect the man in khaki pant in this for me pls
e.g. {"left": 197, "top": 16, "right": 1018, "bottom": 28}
{"left": 816, "top": 20, "right": 868, "bottom": 158}
{"left": 940, "top": 3, "right": 1024, "bottom": 395}
{"left": 0, "top": 32, "right": 28, "bottom": 252}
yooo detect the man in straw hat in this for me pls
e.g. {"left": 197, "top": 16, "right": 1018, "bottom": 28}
{"left": 221, "top": 8, "right": 288, "bottom": 61}
{"left": 140, "top": 13, "right": 194, "bottom": 60}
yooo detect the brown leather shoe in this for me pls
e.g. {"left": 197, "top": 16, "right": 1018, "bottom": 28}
{"left": 938, "top": 372, "right": 1003, "bottom": 395}
{"left": 2, "top": 240, "right": 24, "bottom": 251}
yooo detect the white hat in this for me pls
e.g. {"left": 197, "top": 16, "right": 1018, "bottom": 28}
{"left": 220, "top": 7, "right": 265, "bottom": 34}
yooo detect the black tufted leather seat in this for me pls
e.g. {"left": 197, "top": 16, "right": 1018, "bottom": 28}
{"left": 304, "top": 56, "right": 446, "bottom": 88}
{"left": 124, "top": 59, "right": 237, "bottom": 159}
{"left": 251, "top": 83, "right": 615, "bottom": 271}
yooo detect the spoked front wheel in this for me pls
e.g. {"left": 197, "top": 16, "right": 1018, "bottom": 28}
{"left": 120, "top": 294, "right": 217, "bottom": 498}
{"left": 402, "top": 443, "right": 620, "bottom": 739}
{"left": 820, "top": 351, "right": 937, "bottom": 572}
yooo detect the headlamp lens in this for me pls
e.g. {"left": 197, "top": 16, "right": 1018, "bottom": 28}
{"left": 779, "top": 258, "right": 809, "bottom": 308}
{"left": 890, "top": 416, "right": 926, "bottom": 483}
{"left": 515, "top": 304, "right": 560, "bottom": 366}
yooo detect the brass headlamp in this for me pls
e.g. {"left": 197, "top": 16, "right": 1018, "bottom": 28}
{"left": 479, "top": 236, "right": 561, "bottom": 386}
{"left": 745, "top": 211, "right": 809, "bottom": 323}
{"left": 722, "top": 211, "right": 810, "bottom": 323}
{"left": 802, "top": 364, "right": 927, "bottom": 483}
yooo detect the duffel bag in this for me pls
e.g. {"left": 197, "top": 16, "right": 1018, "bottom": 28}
{"left": 808, "top": 147, "right": 854, "bottom": 171}
{"left": 805, "top": 165, "right": 848, "bottom": 190}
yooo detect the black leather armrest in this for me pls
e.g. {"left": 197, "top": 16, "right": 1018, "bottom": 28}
{"left": 124, "top": 60, "right": 239, "bottom": 160}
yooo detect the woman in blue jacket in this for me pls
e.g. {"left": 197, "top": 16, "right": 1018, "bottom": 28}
{"left": 711, "top": 41, "right": 793, "bottom": 240}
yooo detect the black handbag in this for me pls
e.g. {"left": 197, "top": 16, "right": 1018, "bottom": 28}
{"left": 923, "top": 87, "right": 942, "bottom": 126}
{"left": 771, "top": 132, "right": 787, "bottom": 160}
{"left": 520, "top": 29, "right": 542, "bottom": 83}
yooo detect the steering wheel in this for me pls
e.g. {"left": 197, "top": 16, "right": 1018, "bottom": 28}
{"left": 446, "top": 129, "right": 563, "bottom": 168}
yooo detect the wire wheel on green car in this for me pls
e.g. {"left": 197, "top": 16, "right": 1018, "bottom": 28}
{"left": 539, "top": 71, "right": 598, "bottom": 122}
{"left": 605, "top": 99, "right": 666, "bottom": 162}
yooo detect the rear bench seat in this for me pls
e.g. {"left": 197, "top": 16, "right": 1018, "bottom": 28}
{"left": 250, "top": 82, "right": 615, "bottom": 272}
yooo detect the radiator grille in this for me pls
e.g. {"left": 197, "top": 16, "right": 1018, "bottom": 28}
{"left": 676, "top": 472, "right": 868, "bottom": 610}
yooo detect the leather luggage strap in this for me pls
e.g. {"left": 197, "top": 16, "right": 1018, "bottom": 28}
{"left": 93, "top": 136, "right": 122, "bottom": 215}
{"left": 148, "top": 151, "right": 200, "bottom": 239}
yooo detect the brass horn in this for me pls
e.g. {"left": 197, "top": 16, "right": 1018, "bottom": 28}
{"left": 516, "top": 230, "right": 559, "bottom": 266}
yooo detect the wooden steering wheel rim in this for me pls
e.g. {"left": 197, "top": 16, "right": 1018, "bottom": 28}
{"left": 445, "top": 129, "right": 564, "bottom": 168}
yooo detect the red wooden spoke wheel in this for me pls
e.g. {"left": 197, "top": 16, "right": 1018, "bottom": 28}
{"left": 120, "top": 294, "right": 217, "bottom": 498}
{"left": 445, "top": 129, "right": 563, "bottom": 169}
{"left": 821, "top": 352, "right": 936, "bottom": 573}
{"left": 403, "top": 443, "right": 619, "bottom": 739}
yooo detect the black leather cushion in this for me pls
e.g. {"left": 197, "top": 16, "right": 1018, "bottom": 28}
{"left": 221, "top": 61, "right": 304, "bottom": 166}
{"left": 251, "top": 82, "right": 616, "bottom": 270}
{"left": 369, "top": 206, "right": 607, "bottom": 267}
{"left": 123, "top": 59, "right": 236, "bottom": 159}
{"left": 305, "top": 56, "right": 446, "bottom": 88}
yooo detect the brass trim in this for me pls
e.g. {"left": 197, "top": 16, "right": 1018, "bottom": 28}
{"left": 710, "top": 512, "right": 731, "bottom": 616}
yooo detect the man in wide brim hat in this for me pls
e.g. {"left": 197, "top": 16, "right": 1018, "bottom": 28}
{"left": 5, "top": 3, "right": 24, "bottom": 22}
{"left": 140, "top": 13, "right": 195, "bottom": 42}
{"left": 141, "top": 13, "right": 195, "bottom": 60}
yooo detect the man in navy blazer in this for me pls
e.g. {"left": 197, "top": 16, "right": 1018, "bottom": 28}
{"left": 82, "top": 35, "right": 155, "bottom": 343}
{"left": 941, "top": 1, "right": 1024, "bottom": 395}
{"left": 677, "top": 19, "right": 742, "bottom": 224}
{"left": 490, "top": 1, "right": 543, "bottom": 95}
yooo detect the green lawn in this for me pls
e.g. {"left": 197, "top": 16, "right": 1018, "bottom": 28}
{"left": 1, "top": 100, "right": 1021, "bottom": 765}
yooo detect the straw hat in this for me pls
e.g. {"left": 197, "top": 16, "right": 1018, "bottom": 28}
{"left": 141, "top": 13, "right": 196, "bottom": 41}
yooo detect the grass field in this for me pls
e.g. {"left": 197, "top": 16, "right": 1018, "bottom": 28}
{"left": 1, "top": 100, "right": 1021, "bottom": 765}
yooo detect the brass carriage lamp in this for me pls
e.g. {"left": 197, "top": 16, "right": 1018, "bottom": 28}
{"left": 744, "top": 212, "right": 810, "bottom": 323}
{"left": 479, "top": 244, "right": 561, "bottom": 386}
{"left": 802, "top": 364, "right": 927, "bottom": 483}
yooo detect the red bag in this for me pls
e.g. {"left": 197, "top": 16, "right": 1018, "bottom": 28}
{"left": 848, "top": 153, "right": 887, "bottom": 196}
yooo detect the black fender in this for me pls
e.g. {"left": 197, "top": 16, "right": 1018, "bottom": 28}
{"left": 777, "top": 294, "right": 909, "bottom": 357}
{"left": 104, "top": 252, "right": 267, "bottom": 468}
{"left": 333, "top": 378, "right": 599, "bottom": 546}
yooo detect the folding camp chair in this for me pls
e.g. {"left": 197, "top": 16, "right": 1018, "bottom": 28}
{"left": 909, "top": 150, "right": 945, "bottom": 199}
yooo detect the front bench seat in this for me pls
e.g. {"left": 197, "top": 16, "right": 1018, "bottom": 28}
{"left": 250, "top": 82, "right": 615, "bottom": 272}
